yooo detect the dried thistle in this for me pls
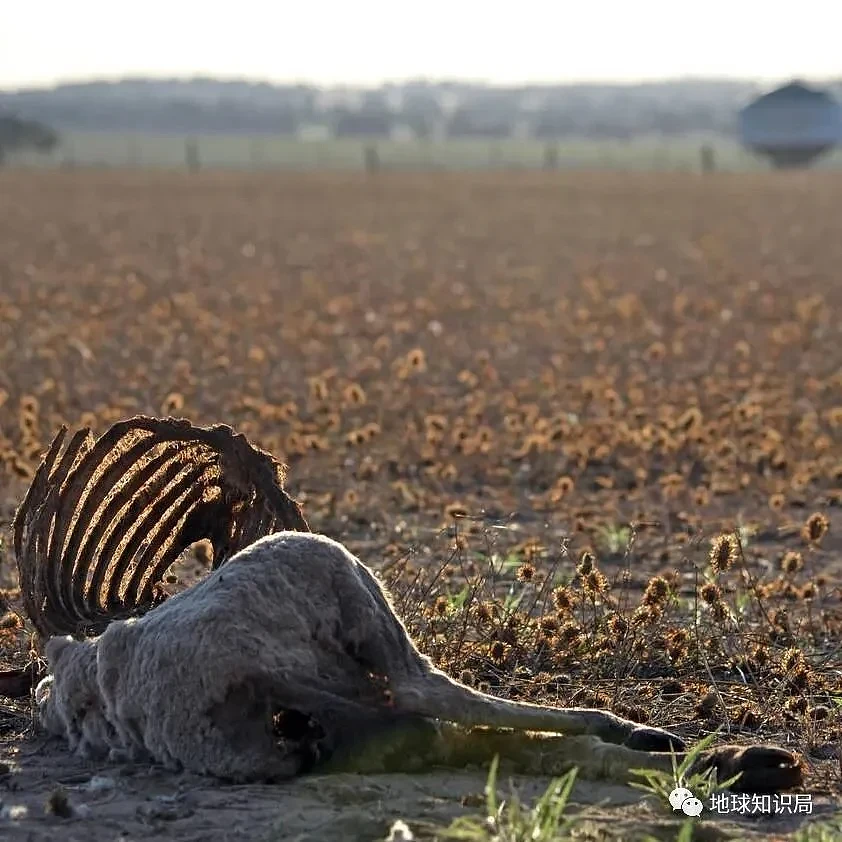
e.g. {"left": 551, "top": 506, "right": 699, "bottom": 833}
{"left": 769, "top": 493, "right": 786, "bottom": 511}
{"left": 489, "top": 641, "right": 509, "bottom": 663}
{"left": 583, "top": 569, "right": 608, "bottom": 596}
{"left": 780, "top": 647, "right": 804, "bottom": 673}
{"left": 750, "top": 644, "right": 770, "bottom": 668}
{"left": 642, "top": 576, "right": 670, "bottom": 607}
{"left": 800, "top": 582, "right": 817, "bottom": 600}
{"left": 784, "top": 696, "right": 808, "bottom": 716}
{"left": 781, "top": 551, "right": 804, "bottom": 575}
{"left": 607, "top": 613, "right": 629, "bottom": 637}
{"left": 577, "top": 550, "right": 596, "bottom": 577}
{"left": 557, "top": 621, "right": 582, "bottom": 646}
{"left": 710, "top": 600, "right": 729, "bottom": 624}
{"left": 474, "top": 602, "right": 493, "bottom": 623}
{"left": 699, "top": 582, "right": 722, "bottom": 605}
{"left": 552, "top": 586, "right": 575, "bottom": 613}
{"left": 802, "top": 512, "right": 829, "bottom": 545}
{"left": 665, "top": 628, "right": 689, "bottom": 661}
{"left": 516, "top": 563, "right": 536, "bottom": 583}
{"left": 709, "top": 533, "right": 739, "bottom": 573}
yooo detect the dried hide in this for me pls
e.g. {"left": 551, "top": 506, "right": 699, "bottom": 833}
{"left": 15, "top": 417, "right": 804, "bottom": 792}
{"left": 35, "top": 532, "right": 804, "bottom": 792}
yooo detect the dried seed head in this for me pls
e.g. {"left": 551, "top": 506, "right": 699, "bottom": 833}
{"left": 781, "top": 551, "right": 804, "bottom": 575}
{"left": 665, "top": 628, "right": 689, "bottom": 661}
{"left": 552, "top": 586, "right": 575, "bottom": 613}
{"left": 608, "top": 613, "right": 629, "bottom": 637}
{"left": 699, "top": 583, "right": 721, "bottom": 605}
{"left": 583, "top": 569, "right": 608, "bottom": 596}
{"left": 475, "top": 602, "right": 493, "bottom": 623}
{"left": 160, "top": 392, "right": 185, "bottom": 415}
{"left": 558, "top": 621, "right": 582, "bottom": 646}
{"left": 45, "top": 787, "right": 73, "bottom": 819}
{"left": 769, "top": 493, "right": 786, "bottom": 511}
{"left": 802, "top": 512, "right": 829, "bottom": 545}
{"left": 445, "top": 502, "right": 468, "bottom": 519}
{"left": 343, "top": 383, "right": 367, "bottom": 406}
{"left": 710, "top": 600, "right": 729, "bottom": 624}
{"left": 634, "top": 603, "right": 663, "bottom": 626}
{"left": 0, "top": 612, "right": 21, "bottom": 630}
{"left": 642, "top": 576, "right": 670, "bottom": 607}
{"left": 407, "top": 348, "right": 427, "bottom": 371}
{"left": 780, "top": 647, "right": 804, "bottom": 673}
{"left": 709, "top": 533, "right": 739, "bottom": 573}
{"left": 772, "top": 607, "right": 790, "bottom": 629}
{"left": 516, "top": 563, "right": 536, "bottom": 583}
{"left": 750, "top": 645, "right": 770, "bottom": 667}
{"left": 489, "top": 641, "right": 509, "bottom": 663}
{"left": 555, "top": 476, "right": 575, "bottom": 495}
{"left": 785, "top": 696, "right": 808, "bottom": 716}
{"left": 577, "top": 551, "right": 595, "bottom": 576}
{"left": 786, "top": 667, "right": 810, "bottom": 693}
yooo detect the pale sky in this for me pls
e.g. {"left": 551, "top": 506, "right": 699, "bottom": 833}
{"left": 1, "top": 0, "right": 840, "bottom": 90}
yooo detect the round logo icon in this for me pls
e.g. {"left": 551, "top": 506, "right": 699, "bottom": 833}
{"left": 668, "top": 787, "right": 693, "bottom": 810}
{"left": 668, "top": 787, "right": 704, "bottom": 817}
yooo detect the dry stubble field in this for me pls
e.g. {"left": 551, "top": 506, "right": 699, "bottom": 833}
{"left": 0, "top": 170, "right": 841, "bottom": 841}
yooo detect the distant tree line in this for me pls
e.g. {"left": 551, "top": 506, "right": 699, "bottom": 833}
{"left": 0, "top": 114, "right": 59, "bottom": 163}
{"left": 2, "top": 77, "right": 840, "bottom": 141}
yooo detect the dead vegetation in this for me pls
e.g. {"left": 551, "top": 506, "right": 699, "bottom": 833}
{"left": 5, "top": 415, "right": 799, "bottom": 792}
{"left": 0, "top": 170, "right": 841, "bottom": 838}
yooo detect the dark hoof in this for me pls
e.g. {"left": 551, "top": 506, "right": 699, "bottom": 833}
{"left": 624, "top": 726, "right": 686, "bottom": 753}
{"left": 696, "top": 744, "right": 804, "bottom": 793}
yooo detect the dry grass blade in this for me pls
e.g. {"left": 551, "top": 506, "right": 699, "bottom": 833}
{"left": 13, "top": 415, "right": 309, "bottom": 639}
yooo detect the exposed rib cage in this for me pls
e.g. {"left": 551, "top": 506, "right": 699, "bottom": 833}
{"left": 13, "top": 416, "right": 309, "bottom": 638}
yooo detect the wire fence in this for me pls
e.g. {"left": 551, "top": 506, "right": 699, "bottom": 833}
{"left": 9, "top": 132, "right": 842, "bottom": 173}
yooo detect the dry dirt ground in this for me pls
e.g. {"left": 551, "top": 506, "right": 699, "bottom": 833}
{"left": 2, "top": 735, "right": 838, "bottom": 842}
{"left": 1, "top": 170, "right": 842, "bottom": 840}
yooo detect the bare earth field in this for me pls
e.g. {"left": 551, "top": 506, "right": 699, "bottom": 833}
{"left": 0, "top": 170, "right": 841, "bottom": 840}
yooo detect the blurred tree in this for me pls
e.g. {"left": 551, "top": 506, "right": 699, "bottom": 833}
{"left": 0, "top": 115, "right": 59, "bottom": 164}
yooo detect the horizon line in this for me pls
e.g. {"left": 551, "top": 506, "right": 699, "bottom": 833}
{"left": 3, "top": 71, "right": 840, "bottom": 95}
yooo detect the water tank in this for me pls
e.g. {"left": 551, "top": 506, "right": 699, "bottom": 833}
{"left": 738, "top": 81, "right": 842, "bottom": 168}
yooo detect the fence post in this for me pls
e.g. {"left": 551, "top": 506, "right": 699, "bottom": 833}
{"left": 364, "top": 143, "right": 379, "bottom": 174}
{"left": 250, "top": 138, "right": 265, "bottom": 169}
{"left": 543, "top": 143, "right": 559, "bottom": 170}
{"left": 185, "top": 138, "right": 200, "bottom": 173}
